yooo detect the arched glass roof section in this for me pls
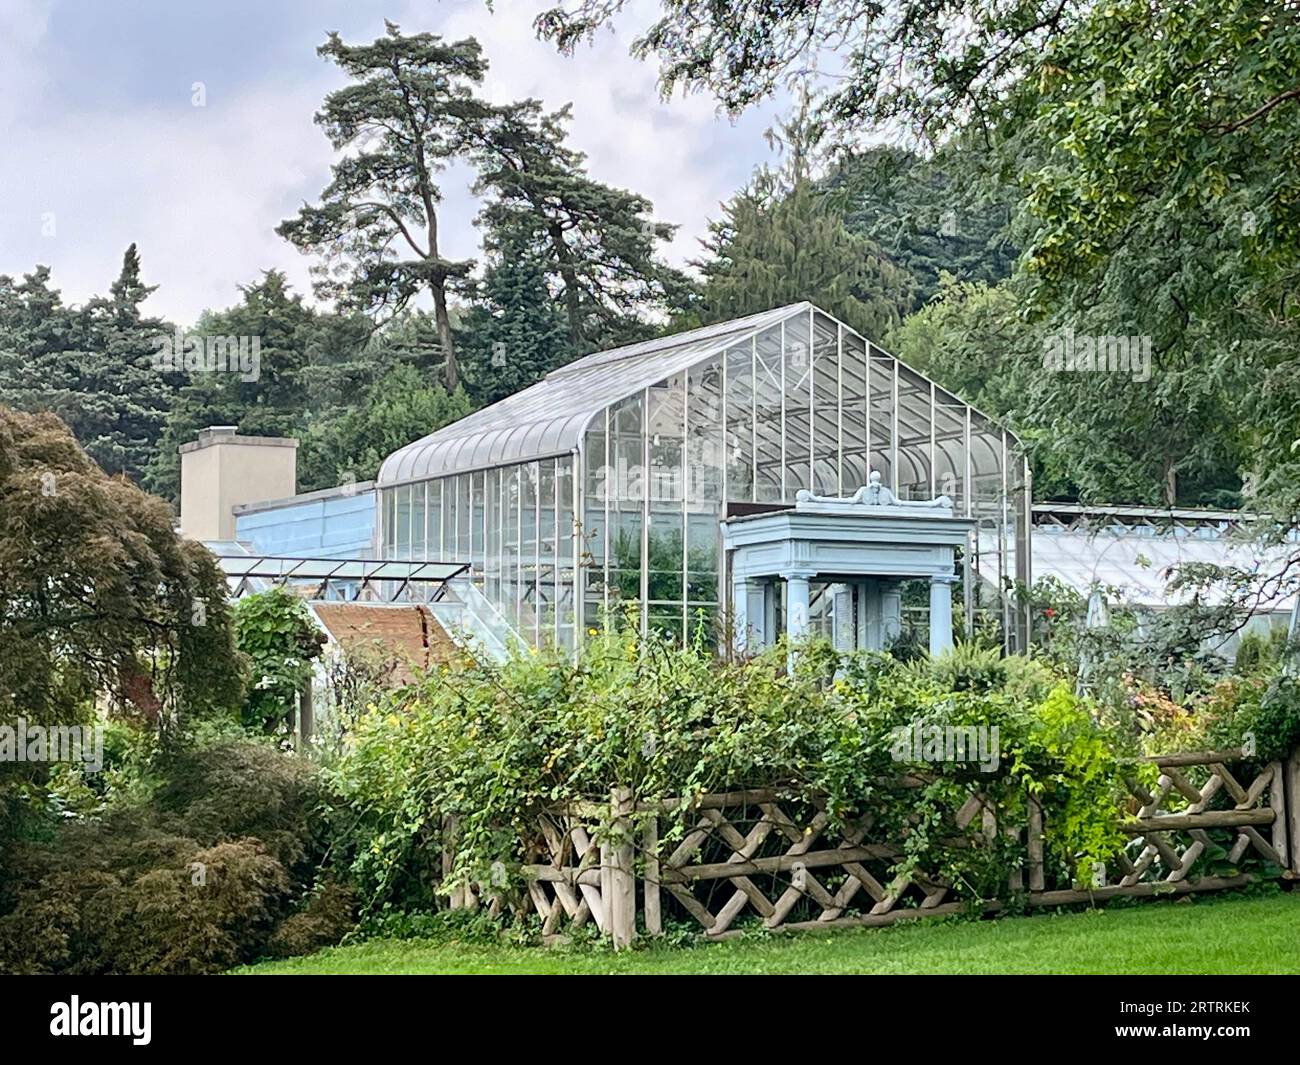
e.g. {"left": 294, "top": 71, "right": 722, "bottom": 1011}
{"left": 376, "top": 302, "right": 1017, "bottom": 488}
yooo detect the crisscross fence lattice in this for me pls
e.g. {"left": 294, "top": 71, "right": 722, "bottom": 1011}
{"left": 452, "top": 747, "right": 1300, "bottom": 946}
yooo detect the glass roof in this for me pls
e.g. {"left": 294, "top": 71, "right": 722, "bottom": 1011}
{"left": 215, "top": 556, "right": 469, "bottom": 582}
{"left": 379, "top": 304, "right": 818, "bottom": 485}
{"left": 377, "top": 302, "right": 1013, "bottom": 486}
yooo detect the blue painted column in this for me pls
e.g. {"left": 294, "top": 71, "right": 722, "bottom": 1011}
{"left": 855, "top": 581, "right": 870, "bottom": 649}
{"left": 730, "top": 577, "right": 751, "bottom": 655}
{"left": 861, "top": 580, "right": 883, "bottom": 650}
{"left": 880, "top": 581, "right": 903, "bottom": 647}
{"left": 929, "top": 573, "right": 959, "bottom": 656}
{"left": 830, "top": 583, "right": 855, "bottom": 652}
{"left": 783, "top": 570, "right": 815, "bottom": 644}
{"left": 731, "top": 577, "right": 771, "bottom": 654}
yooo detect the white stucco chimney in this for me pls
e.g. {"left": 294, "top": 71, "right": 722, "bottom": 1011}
{"left": 178, "top": 426, "right": 298, "bottom": 541}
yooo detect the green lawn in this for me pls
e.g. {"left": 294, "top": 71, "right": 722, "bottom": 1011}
{"left": 238, "top": 889, "right": 1300, "bottom": 975}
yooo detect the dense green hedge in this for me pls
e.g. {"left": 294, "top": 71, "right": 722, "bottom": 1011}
{"left": 329, "top": 631, "right": 1152, "bottom": 919}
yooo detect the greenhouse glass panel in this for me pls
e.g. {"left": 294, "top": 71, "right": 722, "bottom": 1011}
{"left": 471, "top": 471, "right": 485, "bottom": 571}
{"left": 556, "top": 454, "right": 576, "bottom": 648}
{"left": 868, "top": 346, "right": 895, "bottom": 489}
{"left": 520, "top": 460, "right": 540, "bottom": 642}
{"left": 538, "top": 459, "right": 556, "bottom": 643}
{"left": 431, "top": 478, "right": 447, "bottom": 561}
{"left": 783, "top": 311, "right": 812, "bottom": 498}
{"left": 687, "top": 359, "right": 724, "bottom": 640}
{"left": 724, "top": 342, "right": 754, "bottom": 503}
{"left": 483, "top": 468, "right": 499, "bottom": 606}
{"left": 608, "top": 393, "right": 644, "bottom": 613}
{"left": 582, "top": 416, "right": 609, "bottom": 627}
{"left": 753, "top": 324, "right": 784, "bottom": 503}
{"left": 394, "top": 485, "right": 412, "bottom": 559}
{"left": 410, "top": 481, "right": 427, "bottom": 559}
{"left": 933, "top": 392, "right": 966, "bottom": 509}
{"left": 381, "top": 488, "right": 396, "bottom": 557}
{"left": 462, "top": 473, "right": 473, "bottom": 561}
{"left": 811, "top": 311, "right": 840, "bottom": 495}
{"left": 841, "top": 330, "right": 869, "bottom": 491}
{"left": 647, "top": 372, "right": 686, "bottom": 638}
{"left": 503, "top": 464, "right": 520, "bottom": 628}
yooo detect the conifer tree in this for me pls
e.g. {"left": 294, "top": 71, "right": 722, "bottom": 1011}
{"left": 469, "top": 99, "right": 688, "bottom": 352}
{"left": 278, "top": 21, "right": 491, "bottom": 390}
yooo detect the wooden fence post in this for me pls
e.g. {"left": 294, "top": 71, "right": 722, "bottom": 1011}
{"left": 442, "top": 814, "right": 463, "bottom": 910}
{"left": 609, "top": 786, "right": 636, "bottom": 949}
{"left": 1027, "top": 796, "right": 1045, "bottom": 892}
{"left": 296, "top": 681, "right": 314, "bottom": 754}
{"left": 441, "top": 814, "right": 478, "bottom": 910}
{"left": 1285, "top": 750, "right": 1300, "bottom": 875}
{"left": 644, "top": 812, "right": 662, "bottom": 936}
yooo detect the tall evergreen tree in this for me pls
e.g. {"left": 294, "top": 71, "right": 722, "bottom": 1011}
{"left": 278, "top": 21, "right": 491, "bottom": 391}
{"left": 457, "top": 222, "right": 572, "bottom": 405}
{"left": 696, "top": 97, "right": 911, "bottom": 339}
{"left": 299, "top": 362, "right": 471, "bottom": 487}
{"left": 0, "top": 247, "right": 175, "bottom": 484}
{"left": 144, "top": 271, "right": 320, "bottom": 501}
{"left": 468, "top": 99, "right": 689, "bottom": 352}
{"left": 824, "top": 143, "right": 1018, "bottom": 308}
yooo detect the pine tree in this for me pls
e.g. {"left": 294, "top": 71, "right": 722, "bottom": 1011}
{"left": 468, "top": 100, "right": 689, "bottom": 353}
{"left": 277, "top": 21, "right": 491, "bottom": 391}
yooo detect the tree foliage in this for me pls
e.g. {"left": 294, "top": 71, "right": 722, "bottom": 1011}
{"left": 696, "top": 97, "right": 912, "bottom": 337}
{"left": 297, "top": 362, "right": 472, "bottom": 488}
{"left": 0, "top": 407, "right": 244, "bottom": 839}
{"left": 825, "top": 144, "right": 1018, "bottom": 307}
{"left": 469, "top": 99, "right": 689, "bottom": 352}
{"left": 455, "top": 224, "right": 573, "bottom": 405}
{"left": 278, "top": 21, "right": 491, "bottom": 391}
{"left": 0, "top": 247, "right": 176, "bottom": 484}
{"left": 232, "top": 589, "right": 326, "bottom": 735}
{"left": 549, "top": 0, "right": 1295, "bottom": 513}
{"left": 144, "top": 271, "right": 344, "bottom": 501}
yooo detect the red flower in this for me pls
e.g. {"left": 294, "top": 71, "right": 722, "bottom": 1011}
{"left": 1043, "top": 607, "right": 1057, "bottom": 618}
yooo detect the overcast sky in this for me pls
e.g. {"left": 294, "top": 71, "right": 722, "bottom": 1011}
{"left": 0, "top": 0, "right": 784, "bottom": 325}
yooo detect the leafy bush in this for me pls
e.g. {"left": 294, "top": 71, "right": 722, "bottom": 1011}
{"left": 1234, "top": 627, "right": 1290, "bottom": 675}
{"left": 233, "top": 588, "right": 325, "bottom": 734}
{"left": 266, "top": 879, "right": 357, "bottom": 959}
{"left": 330, "top": 629, "right": 1140, "bottom": 919}
{"left": 1198, "top": 672, "right": 1300, "bottom": 762}
{"left": 0, "top": 738, "right": 338, "bottom": 974}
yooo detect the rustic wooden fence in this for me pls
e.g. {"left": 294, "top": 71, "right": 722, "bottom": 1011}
{"left": 450, "top": 747, "right": 1300, "bottom": 948}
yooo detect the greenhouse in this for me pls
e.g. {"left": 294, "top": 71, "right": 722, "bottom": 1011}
{"left": 376, "top": 303, "right": 1032, "bottom": 652}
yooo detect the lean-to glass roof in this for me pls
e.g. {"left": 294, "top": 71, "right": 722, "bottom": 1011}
{"left": 377, "top": 302, "right": 1014, "bottom": 487}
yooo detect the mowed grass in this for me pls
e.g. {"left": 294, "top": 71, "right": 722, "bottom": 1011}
{"left": 237, "top": 889, "right": 1300, "bottom": 975}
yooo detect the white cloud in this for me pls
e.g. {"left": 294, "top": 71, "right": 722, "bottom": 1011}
{"left": 0, "top": 0, "right": 54, "bottom": 125}
{"left": 0, "top": 79, "right": 337, "bottom": 324}
{"left": 0, "top": 0, "right": 777, "bottom": 323}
